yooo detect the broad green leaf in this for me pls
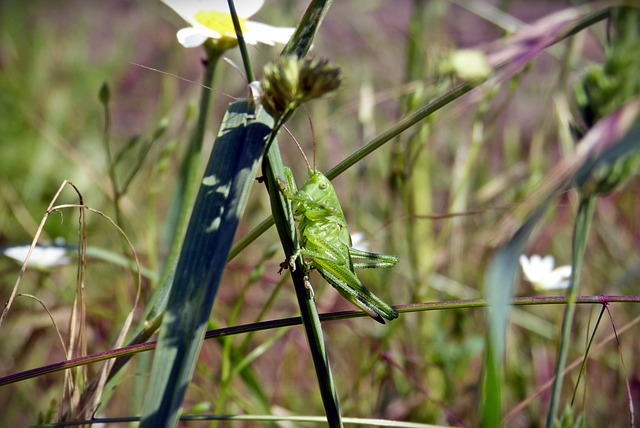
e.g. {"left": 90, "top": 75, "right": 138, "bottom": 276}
{"left": 140, "top": 100, "right": 273, "bottom": 427}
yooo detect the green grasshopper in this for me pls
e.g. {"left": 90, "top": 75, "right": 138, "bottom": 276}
{"left": 279, "top": 166, "right": 399, "bottom": 323}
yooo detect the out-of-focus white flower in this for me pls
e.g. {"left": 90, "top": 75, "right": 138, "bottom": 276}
{"left": 161, "top": 0, "right": 295, "bottom": 48}
{"left": 519, "top": 254, "right": 572, "bottom": 290}
{"left": 3, "top": 245, "right": 71, "bottom": 269}
{"left": 350, "top": 232, "right": 370, "bottom": 251}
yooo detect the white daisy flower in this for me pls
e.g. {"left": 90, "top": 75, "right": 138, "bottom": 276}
{"left": 161, "top": 0, "right": 295, "bottom": 48}
{"left": 519, "top": 254, "right": 572, "bottom": 291}
{"left": 3, "top": 245, "right": 71, "bottom": 269}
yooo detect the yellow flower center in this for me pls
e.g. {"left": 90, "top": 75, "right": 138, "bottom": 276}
{"left": 194, "top": 10, "right": 247, "bottom": 37}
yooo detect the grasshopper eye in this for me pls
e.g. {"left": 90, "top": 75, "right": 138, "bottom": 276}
{"left": 319, "top": 181, "right": 328, "bottom": 190}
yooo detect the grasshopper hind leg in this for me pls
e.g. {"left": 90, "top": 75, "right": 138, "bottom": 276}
{"left": 349, "top": 247, "right": 398, "bottom": 269}
{"left": 317, "top": 266, "right": 398, "bottom": 323}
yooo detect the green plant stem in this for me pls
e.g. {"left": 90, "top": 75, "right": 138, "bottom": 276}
{"left": 228, "top": 216, "right": 274, "bottom": 260}
{"left": 4, "top": 294, "right": 638, "bottom": 387}
{"left": 393, "top": 0, "right": 434, "bottom": 294}
{"left": 227, "top": 0, "right": 254, "bottom": 82}
{"left": 546, "top": 195, "right": 596, "bottom": 427}
{"left": 100, "top": 91, "right": 119, "bottom": 224}
{"left": 570, "top": 304, "right": 606, "bottom": 406}
{"left": 100, "top": 88, "right": 128, "bottom": 246}
{"left": 328, "top": 78, "right": 482, "bottom": 180}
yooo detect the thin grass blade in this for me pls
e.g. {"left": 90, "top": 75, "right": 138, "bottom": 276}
{"left": 281, "top": 0, "right": 332, "bottom": 58}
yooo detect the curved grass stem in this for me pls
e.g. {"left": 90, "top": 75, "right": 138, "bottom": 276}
{"left": 546, "top": 195, "right": 596, "bottom": 426}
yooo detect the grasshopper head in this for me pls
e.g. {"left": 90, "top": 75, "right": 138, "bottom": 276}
{"left": 299, "top": 169, "right": 336, "bottom": 202}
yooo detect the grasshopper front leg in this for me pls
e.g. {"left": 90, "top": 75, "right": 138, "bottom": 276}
{"left": 277, "top": 166, "right": 298, "bottom": 199}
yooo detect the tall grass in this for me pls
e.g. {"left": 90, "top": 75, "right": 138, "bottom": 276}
{"left": 1, "top": 1, "right": 640, "bottom": 427}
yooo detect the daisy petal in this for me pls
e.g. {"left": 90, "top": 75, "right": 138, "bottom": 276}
{"left": 244, "top": 21, "right": 295, "bottom": 45}
{"left": 520, "top": 254, "right": 572, "bottom": 290}
{"left": 519, "top": 255, "right": 538, "bottom": 281}
{"left": 553, "top": 265, "right": 572, "bottom": 278}
{"left": 176, "top": 27, "right": 212, "bottom": 48}
{"left": 540, "top": 255, "right": 554, "bottom": 272}
{"left": 232, "top": 0, "right": 265, "bottom": 18}
{"left": 163, "top": 0, "right": 265, "bottom": 23}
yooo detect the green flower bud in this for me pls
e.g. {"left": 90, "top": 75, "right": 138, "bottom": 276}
{"left": 260, "top": 56, "right": 300, "bottom": 118}
{"left": 260, "top": 56, "right": 342, "bottom": 120}
{"left": 571, "top": 7, "right": 640, "bottom": 196}
{"left": 99, "top": 82, "right": 110, "bottom": 105}
{"left": 298, "top": 57, "right": 342, "bottom": 101}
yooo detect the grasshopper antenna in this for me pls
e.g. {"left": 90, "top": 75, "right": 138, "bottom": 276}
{"left": 283, "top": 103, "right": 317, "bottom": 172}
{"left": 283, "top": 126, "right": 311, "bottom": 171}
{"left": 129, "top": 61, "right": 237, "bottom": 101}
{"left": 299, "top": 104, "right": 318, "bottom": 171}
